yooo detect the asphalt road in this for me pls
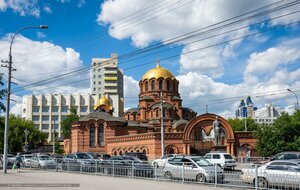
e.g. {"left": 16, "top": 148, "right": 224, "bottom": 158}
{"left": 0, "top": 170, "right": 242, "bottom": 190}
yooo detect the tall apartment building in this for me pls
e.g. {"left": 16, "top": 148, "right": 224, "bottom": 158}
{"left": 90, "top": 53, "right": 124, "bottom": 117}
{"left": 22, "top": 93, "right": 101, "bottom": 141}
{"left": 253, "top": 104, "right": 280, "bottom": 124}
{"left": 235, "top": 96, "right": 257, "bottom": 118}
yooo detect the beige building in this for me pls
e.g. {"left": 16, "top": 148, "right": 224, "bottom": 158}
{"left": 22, "top": 93, "right": 101, "bottom": 141}
{"left": 90, "top": 53, "right": 124, "bottom": 117}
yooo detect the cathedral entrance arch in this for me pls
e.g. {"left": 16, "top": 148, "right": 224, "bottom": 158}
{"left": 182, "top": 113, "right": 235, "bottom": 156}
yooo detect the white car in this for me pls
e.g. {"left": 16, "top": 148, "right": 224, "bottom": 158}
{"left": 30, "top": 155, "right": 57, "bottom": 169}
{"left": 152, "top": 154, "right": 181, "bottom": 168}
{"left": 241, "top": 160, "right": 300, "bottom": 188}
{"left": 21, "top": 154, "right": 33, "bottom": 167}
{"left": 163, "top": 156, "right": 224, "bottom": 183}
{"left": 204, "top": 152, "right": 236, "bottom": 170}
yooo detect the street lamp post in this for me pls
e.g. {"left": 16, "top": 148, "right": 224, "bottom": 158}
{"left": 160, "top": 91, "right": 164, "bottom": 157}
{"left": 287, "top": 89, "right": 299, "bottom": 109}
{"left": 1, "top": 25, "right": 48, "bottom": 173}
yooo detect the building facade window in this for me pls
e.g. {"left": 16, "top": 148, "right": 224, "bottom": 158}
{"left": 145, "top": 81, "right": 148, "bottom": 91}
{"left": 33, "top": 106, "right": 39, "bottom": 112}
{"left": 42, "top": 116, "right": 49, "bottom": 121}
{"left": 62, "top": 106, "right": 68, "bottom": 112}
{"left": 90, "top": 124, "right": 95, "bottom": 147}
{"left": 133, "top": 114, "right": 136, "bottom": 121}
{"left": 167, "top": 80, "right": 170, "bottom": 90}
{"left": 80, "top": 106, "right": 87, "bottom": 112}
{"left": 151, "top": 80, "right": 155, "bottom": 91}
{"left": 98, "top": 124, "right": 104, "bottom": 147}
{"left": 127, "top": 114, "right": 130, "bottom": 120}
{"left": 52, "top": 106, "right": 59, "bottom": 112}
{"left": 42, "top": 106, "right": 49, "bottom": 112}
{"left": 52, "top": 115, "right": 58, "bottom": 121}
{"left": 33, "top": 116, "right": 39, "bottom": 121}
{"left": 159, "top": 80, "right": 163, "bottom": 90}
{"left": 42, "top": 124, "right": 48, "bottom": 130}
{"left": 156, "top": 110, "right": 159, "bottom": 118}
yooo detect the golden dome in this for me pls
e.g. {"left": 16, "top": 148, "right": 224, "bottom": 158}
{"left": 142, "top": 61, "right": 175, "bottom": 81}
{"left": 94, "top": 95, "right": 113, "bottom": 111}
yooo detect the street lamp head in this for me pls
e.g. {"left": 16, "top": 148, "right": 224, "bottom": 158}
{"left": 40, "top": 25, "right": 48, "bottom": 29}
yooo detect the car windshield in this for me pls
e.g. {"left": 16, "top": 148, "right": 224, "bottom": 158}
{"left": 77, "top": 153, "right": 90, "bottom": 159}
{"left": 86, "top": 153, "right": 96, "bottom": 159}
{"left": 224, "top": 154, "right": 233, "bottom": 159}
{"left": 191, "top": 158, "right": 213, "bottom": 166}
{"left": 39, "top": 156, "right": 51, "bottom": 160}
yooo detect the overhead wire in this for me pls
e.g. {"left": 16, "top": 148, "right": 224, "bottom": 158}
{"left": 11, "top": 0, "right": 300, "bottom": 92}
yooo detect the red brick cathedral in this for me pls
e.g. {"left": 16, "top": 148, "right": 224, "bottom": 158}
{"left": 65, "top": 61, "right": 256, "bottom": 160}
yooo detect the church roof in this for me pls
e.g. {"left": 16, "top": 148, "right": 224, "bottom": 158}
{"left": 142, "top": 61, "right": 175, "bottom": 81}
{"left": 124, "top": 108, "right": 140, "bottom": 114}
{"left": 79, "top": 111, "right": 125, "bottom": 123}
{"left": 94, "top": 95, "right": 113, "bottom": 111}
{"left": 182, "top": 107, "right": 196, "bottom": 113}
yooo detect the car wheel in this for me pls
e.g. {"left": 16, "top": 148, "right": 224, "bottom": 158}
{"left": 164, "top": 171, "right": 173, "bottom": 180}
{"left": 196, "top": 173, "right": 206, "bottom": 183}
{"left": 257, "top": 177, "right": 268, "bottom": 188}
{"left": 153, "top": 162, "right": 158, "bottom": 168}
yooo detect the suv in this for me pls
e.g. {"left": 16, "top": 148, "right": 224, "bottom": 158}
{"left": 124, "top": 152, "right": 148, "bottom": 161}
{"left": 204, "top": 152, "right": 236, "bottom": 170}
{"left": 270, "top": 152, "right": 300, "bottom": 161}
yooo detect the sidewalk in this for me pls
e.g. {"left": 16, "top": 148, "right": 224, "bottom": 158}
{"left": 0, "top": 170, "right": 239, "bottom": 190}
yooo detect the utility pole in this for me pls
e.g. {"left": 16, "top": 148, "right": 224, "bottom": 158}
{"left": 53, "top": 120, "right": 55, "bottom": 154}
{"left": 160, "top": 91, "right": 164, "bottom": 157}
{"left": 1, "top": 25, "right": 48, "bottom": 174}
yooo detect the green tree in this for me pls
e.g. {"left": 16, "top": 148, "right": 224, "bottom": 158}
{"left": 228, "top": 117, "right": 258, "bottom": 131}
{"left": 0, "top": 115, "right": 46, "bottom": 153}
{"left": 61, "top": 108, "right": 79, "bottom": 139}
{"left": 255, "top": 110, "right": 300, "bottom": 156}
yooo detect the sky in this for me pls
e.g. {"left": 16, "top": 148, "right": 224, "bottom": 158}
{"left": 0, "top": 0, "right": 300, "bottom": 118}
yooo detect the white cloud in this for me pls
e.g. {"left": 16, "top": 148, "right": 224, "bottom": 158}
{"left": 77, "top": 0, "right": 85, "bottom": 8}
{"left": 0, "top": 0, "right": 7, "bottom": 11}
{"left": 0, "top": 34, "right": 89, "bottom": 95}
{"left": 123, "top": 75, "right": 139, "bottom": 109}
{"left": 0, "top": 0, "right": 40, "bottom": 17}
{"left": 98, "top": 0, "right": 290, "bottom": 77}
{"left": 43, "top": 5, "right": 52, "bottom": 13}
{"left": 36, "top": 31, "right": 46, "bottom": 39}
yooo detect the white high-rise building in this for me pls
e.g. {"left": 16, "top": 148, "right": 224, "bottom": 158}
{"left": 253, "top": 104, "right": 280, "bottom": 124}
{"left": 90, "top": 53, "right": 124, "bottom": 117}
{"left": 22, "top": 93, "right": 101, "bottom": 141}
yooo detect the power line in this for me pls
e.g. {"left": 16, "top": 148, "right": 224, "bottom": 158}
{"left": 11, "top": 18, "right": 300, "bottom": 94}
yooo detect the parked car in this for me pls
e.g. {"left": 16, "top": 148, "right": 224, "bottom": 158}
{"left": 21, "top": 154, "right": 33, "bottom": 167}
{"left": 152, "top": 154, "right": 181, "bottom": 168}
{"left": 102, "top": 156, "right": 154, "bottom": 177}
{"left": 7, "top": 154, "right": 15, "bottom": 164}
{"left": 61, "top": 153, "right": 96, "bottom": 172}
{"left": 123, "top": 152, "right": 148, "bottom": 161}
{"left": 241, "top": 160, "right": 300, "bottom": 188}
{"left": 163, "top": 156, "right": 224, "bottom": 183}
{"left": 97, "top": 153, "right": 111, "bottom": 161}
{"left": 204, "top": 152, "right": 236, "bottom": 170}
{"left": 30, "top": 154, "right": 57, "bottom": 169}
{"left": 270, "top": 152, "right": 300, "bottom": 161}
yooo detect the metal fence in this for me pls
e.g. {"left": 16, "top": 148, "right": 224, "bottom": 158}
{"left": 19, "top": 159, "right": 300, "bottom": 190}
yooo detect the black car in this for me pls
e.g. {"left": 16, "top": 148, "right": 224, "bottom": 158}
{"left": 270, "top": 152, "right": 300, "bottom": 161}
{"left": 102, "top": 156, "right": 153, "bottom": 177}
{"left": 123, "top": 152, "right": 148, "bottom": 161}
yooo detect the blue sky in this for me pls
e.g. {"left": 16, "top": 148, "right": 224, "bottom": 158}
{"left": 0, "top": 0, "right": 300, "bottom": 117}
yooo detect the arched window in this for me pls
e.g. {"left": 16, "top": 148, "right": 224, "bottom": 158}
{"left": 159, "top": 80, "right": 163, "bottom": 90}
{"left": 156, "top": 110, "right": 159, "bottom": 118}
{"left": 119, "top": 151, "right": 123, "bottom": 155}
{"left": 133, "top": 114, "right": 136, "bottom": 121}
{"left": 142, "top": 149, "right": 147, "bottom": 154}
{"left": 137, "top": 150, "right": 140, "bottom": 153}
{"left": 173, "top": 81, "right": 176, "bottom": 91}
{"left": 145, "top": 81, "right": 148, "bottom": 91}
{"left": 114, "top": 151, "right": 117, "bottom": 155}
{"left": 127, "top": 114, "right": 130, "bottom": 120}
{"left": 151, "top": 80, "right": 155, "bottom": 91}
{"left": 98, "top": 124, "right": 104, "bottom": 147}
{"left": 167, "top": 80, "right": 170, "bottom": 91}
{"left": 90, "top": 124, "right": 95, "bottom": 147}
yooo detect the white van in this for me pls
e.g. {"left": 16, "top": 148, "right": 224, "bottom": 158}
{"left": 204, "top": 152, "right": 236, "bottom": 170}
